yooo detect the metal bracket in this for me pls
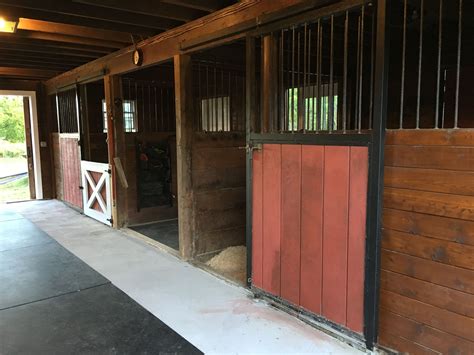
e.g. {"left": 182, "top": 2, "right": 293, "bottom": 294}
{"left": 239, "top": 143, "right": 262, "bottom": 154}
{"left": 79, "top": 186, "right": 84, "bottom": 190}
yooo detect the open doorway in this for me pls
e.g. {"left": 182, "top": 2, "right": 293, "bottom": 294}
{"left": 117, "top": 62, "right": 179, "bottom": 253}
{"left": 0, "top": 93, "right": 41, "bottom": 204}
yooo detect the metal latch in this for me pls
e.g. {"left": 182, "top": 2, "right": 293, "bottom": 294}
{"left": 239, "top": 143, "right": 262, "bottom": 154}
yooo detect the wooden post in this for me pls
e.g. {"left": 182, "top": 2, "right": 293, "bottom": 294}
{"left": 174, "top": 54, "right": 194, "bottom": 260}
{"left": 104, "top": 74, "right": 128, "bottom": 228}
{"left": 262, "top": 34, "right": 278, "bottom": 133}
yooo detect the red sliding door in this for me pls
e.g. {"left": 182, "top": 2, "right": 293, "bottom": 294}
{"left": 251, "top": 143, "right": 368, "bottom": 334}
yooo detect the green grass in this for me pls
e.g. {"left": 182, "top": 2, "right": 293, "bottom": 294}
{"left": 0, "top": 176, "right": 30, "bottom": 203}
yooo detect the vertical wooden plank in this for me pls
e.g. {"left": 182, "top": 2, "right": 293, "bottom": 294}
{"left": 252, "top": 149, "right": 264, "bottom": 288}
{"left": 300, "top": 145, "right": 324, "bottom": 314}
{"left": 174, "top": 54, "right": 194, "bottom": 260}
{"left": 280, "top": 145, "right": 302, "bottom": 305}
{"left": 322, "top": 146, "right": 350, "bottom": 326}
{"left": 262, "top": 144, "right": 281, "bottom": 296}
{"left": 347, "top": 146, "right": 368, "bottom": 333}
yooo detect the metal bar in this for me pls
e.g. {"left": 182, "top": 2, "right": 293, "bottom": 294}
{"left": 148, "top": 84, "right": 151, "bottom": 132}
{"left": 166, "top": 86, "right": 170, "bottom": 132}
{"left": 280, "top": 29, "right": 285, "bottom": 132}
{"left": 154, "top": 86, "right": 158, "bottom": 132}
{"left": 355, "top": 15, "right": 361, "bottom": 131}
{"left": 317, "top": 20, "right": 322, "bottom": 131}
{"left": 160, "top": 87, "right": 164, "bottom": 131}
{"left": 369, "top": 9, "right": 375, "bottom": 129}
{"left": 343, "top": 11, "right": 349, "bottom": 133}
{"left": 308, "top": 28, "right": 312, "bottom": 132}
{"left": 399, "top": 0, "right": 407, "bottom": 129}
{"left": 214, "top": 60, "right": 218, "bottom": 132}
{"left": 221, "top": 67, "right": 224, "bottom": 131}
{"left": 206, "top": 64, "right": 210, "bottom": 132}
{"left": 228, "top": 71, "right": 231, "bottom": 131}
{"left": 297, "top": 29, "right": 301, "bottom": 132}
{"left": 416, "top": 0, "right": 424, "bottom": 129}
{"left": 250, "top": 132, "right": 371, "bottom": 146}
{"left": 434, "top": 0, "right": 443, "bottom": 129}
{"left": 198, "top": 60, "right": 202, "bottom": 131}
{"left": 303, "top": 23, "right": 308, "bottom": 133}
{"left": 358, "top": 6, "right": 365, "bottom": 132}
{"left": 364, "top": 0, "right": 390, "bottom": 349}
{"left": 292, "top": 27, "right": 296, "bottom": 132}
{"left": 454, "top": 0, "right": 462, "bottom": 129}
{"left": 329, "top": 15, "right": 334, "bottom": 132}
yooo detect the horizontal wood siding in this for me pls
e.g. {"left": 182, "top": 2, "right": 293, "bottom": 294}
{"left": 380, "top": 129, "right": 474, "bottom": 354}
{"left": 193, "top": 133, "right": 246, "bottom": 255}
{"left": 252, "top": 144, "right": 368, "bottom": 334}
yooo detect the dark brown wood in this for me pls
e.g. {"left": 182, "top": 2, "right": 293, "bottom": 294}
{"left": 22, "top": 96, "right": 35, "bottom": 199}
{"left": 381, "top": 249, "right": 474, "bottom": 294}
{"left": 384, "top": 187, "right": 474, "bottom": 221}
{"left": 383, "top": 208, "right": 474, "bottom": 246}
{"left": 162, "top": 0, "right": 235, "bottom": 12}
{"left": 261, "top": 34, "right": 278, "bottom": 133}
{"left": 379, "top": 328, "right": 440, "bottom": 355}
{"left": 386, "top": 129, "right": 474, "bottom": 146}
{"left": 382, "top": 228, "right": 474, "bottom": 270}
{"left": 380, "top": 269, "right": 474, "bottom": 318}
{"left": 380, "top": 290, "right": 474, "bottom": 341}
{"left": 13, "top": 31, "right": 125, "bottom": 49}
{"left": 174, "top": 54, "right": 194, "bottom": 259}
{"left": 379, "top": 310, "right": 474, "bottom": 355}
{"left": 385, "top": 145, "right": 474, "bottom": 171}
{"left": 385, "top": 166, "right": 474, "bottom": 196}
{"left": 0, "top": 67, "right": 60, "bottom": 79}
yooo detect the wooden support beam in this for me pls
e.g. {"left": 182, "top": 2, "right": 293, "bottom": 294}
{"left": 17, "top": 18, "right": 133, "bottom": 43}
{"left": 73, "top": 0, "right": 206, "bottom": 23}
{"left": 174, "top": 54, "right": 194, "bottom": 260}
{"left": 0, "top": 67, "right": 60, "bottom": 79}
{"left": 0, "top": 5, "right": 157, "bottom": 36}
{"left": 261, "top": 34, "right": 278, "bottom": 133}
{"left": 0, "top": 53, "right": 88, "bottom": 66}
{"left": 13, "top": 30, "right": 125, "bottom": 49}
{"left": 104, "top": 75, "right": 128, "bottom": 228}
{"left": 45, "top": 0, "right": 344, "bottom": 94}
{"left": 162, "top": 0, "right": 234, "bottom": 12}
{"left": 0, "top": 0, "right": 180, "bottom": 30}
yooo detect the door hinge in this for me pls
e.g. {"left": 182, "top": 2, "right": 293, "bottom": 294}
{"left": 79, "top": 186, "right": 84, "bottom": 190}
{"left": 107, "top": 218, "right": 113, "bottom": 224}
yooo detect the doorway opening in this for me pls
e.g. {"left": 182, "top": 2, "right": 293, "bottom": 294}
{"left": 189, "top": 39, "right": 247, "bottom": 285}
{"left": 120, "top": 62, "right": 179, "bottom": 253}
{"left": 0, "top": 92, "right": 41, "bottom": 204}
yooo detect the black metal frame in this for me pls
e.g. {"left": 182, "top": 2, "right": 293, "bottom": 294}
{"left": 245, "top": 0, "right": 390, "bottom": 350}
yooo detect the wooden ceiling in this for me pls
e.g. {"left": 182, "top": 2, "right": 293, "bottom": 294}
{"left": 0, "top": 0, "right": 236, "bottom": 81}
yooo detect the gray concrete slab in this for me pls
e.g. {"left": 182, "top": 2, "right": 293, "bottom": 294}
{"left": 130, "top": 219, "right": 179, "bottom": 250}
{"left": 0, "top": 218, "right": 52, "bottom": 252}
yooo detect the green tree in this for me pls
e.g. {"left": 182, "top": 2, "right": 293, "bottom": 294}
{"left": 0, "top": 96, "right": 25, "bottom": 143}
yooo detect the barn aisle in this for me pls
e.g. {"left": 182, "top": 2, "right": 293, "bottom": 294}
{"left": 6, "top": 200, "right": 363, "bottom": 355}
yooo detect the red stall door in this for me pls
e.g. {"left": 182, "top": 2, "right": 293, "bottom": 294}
{"left": 252, "top": 144, "right": 368, "bottom": 334}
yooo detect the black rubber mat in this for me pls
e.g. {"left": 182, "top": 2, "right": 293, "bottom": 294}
{"left": 130, "top": 219, "right": 179, "bottom": 250}
{"left": 0, "top": 209, "right": 202, "bottom": 355}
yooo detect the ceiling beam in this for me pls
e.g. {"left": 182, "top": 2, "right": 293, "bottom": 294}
{"left": 17, "top": 18, "right": 132, "bottom": 43}
{"left": 0, "top": 66, "right": 61, "bottom": 79}
{"left": 0, "top": 0, "right": 181, "bottom": 31}
{"left": 11, "top": 30, "right": 126, "bottom": 49}
{"left": 0, "top": 61, "right": 75, "bottom": 72}
{"left": 73, "top": 0, "right": 206, "bottom": 22}
{"left": 0, "top": 5, "right": 158, "bottom": 36}
{"left": 161, "top": 0, "right": 235, "bottom": 12}
{"left": 0, "top": 52, "right": 89, "bottom": 65}
{"left": 0, "top": 36, "right": 113, "bottom": 55}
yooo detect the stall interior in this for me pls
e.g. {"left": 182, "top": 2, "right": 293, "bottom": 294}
{"left": 191, "top": 40, "right": 247, "bottom": 284}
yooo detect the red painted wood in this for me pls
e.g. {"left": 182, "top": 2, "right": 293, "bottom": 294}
{"left": 262, "top": 144, "right": 281, "bottom": 296}
{"left": 252, "top": 149, "right": 264, "bottom": 288}
{"left": 60, "top": 137, "right": 82, "bottom": 209}
{"left": 322, "top": 146, "right": 350, "bottom": 325}
{"left": 280, "top": 145, "right": 302, "bottom": 305}
{"left": 300, "top": 145, "right": 324, "bottom": 314}
{"left": 347, "top": 147, "right": 368, "bottom": 333}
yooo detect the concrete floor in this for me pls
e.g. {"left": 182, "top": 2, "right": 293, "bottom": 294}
{"left": 9, "top": 200, "right": 365, "bottom": 355}
{"left": 130, "top": 219, "right": 179, "bottom": 250}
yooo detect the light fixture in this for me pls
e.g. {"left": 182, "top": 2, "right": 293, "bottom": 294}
{"left": 0, "top": 17, "right": 18, "bottom": 33}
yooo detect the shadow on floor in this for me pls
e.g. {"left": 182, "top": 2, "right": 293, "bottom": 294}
{"left": 130, "top": 219, "right": 179, "bottom": 250}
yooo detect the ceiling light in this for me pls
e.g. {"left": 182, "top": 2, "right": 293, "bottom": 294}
{"left": 0, "top": 17, "right": 18, "bottom": 33}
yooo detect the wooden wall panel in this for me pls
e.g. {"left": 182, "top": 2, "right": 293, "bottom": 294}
{"left": 252, "top": 144, "right": 368, "bottom": 334}
{"left": 322, "top": 146, "right": 350, "bottom": 326}
{"left": 58, "top": 136, "right": 82, "bottom": 209}
{"left": 379, "top": 129, "right": 474, "bottom": 354}
{"left": 192, "top": 133, "right": 246, "bottom": 256}
{"left": 300, "top": 146, "right": 324, "bottom": 315}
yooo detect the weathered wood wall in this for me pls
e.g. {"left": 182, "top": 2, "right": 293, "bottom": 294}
{"left": 192, "top": 133, "right": 246, "bottom": 256}
{"left": 379, "top": 129, "right": 474, "bottom": 354}
{"left": 252, "top": 144, "right": 368, "bottom": 334}
{"left": 51, "top": 133, "right": 63, "bottom": 200}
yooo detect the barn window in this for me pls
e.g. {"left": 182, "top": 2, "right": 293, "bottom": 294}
{"left": 102, "top": 99, "right": 138, "bottom": 133}
{"left": 200, "top": 96, "right": 230, "bottom": 132}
